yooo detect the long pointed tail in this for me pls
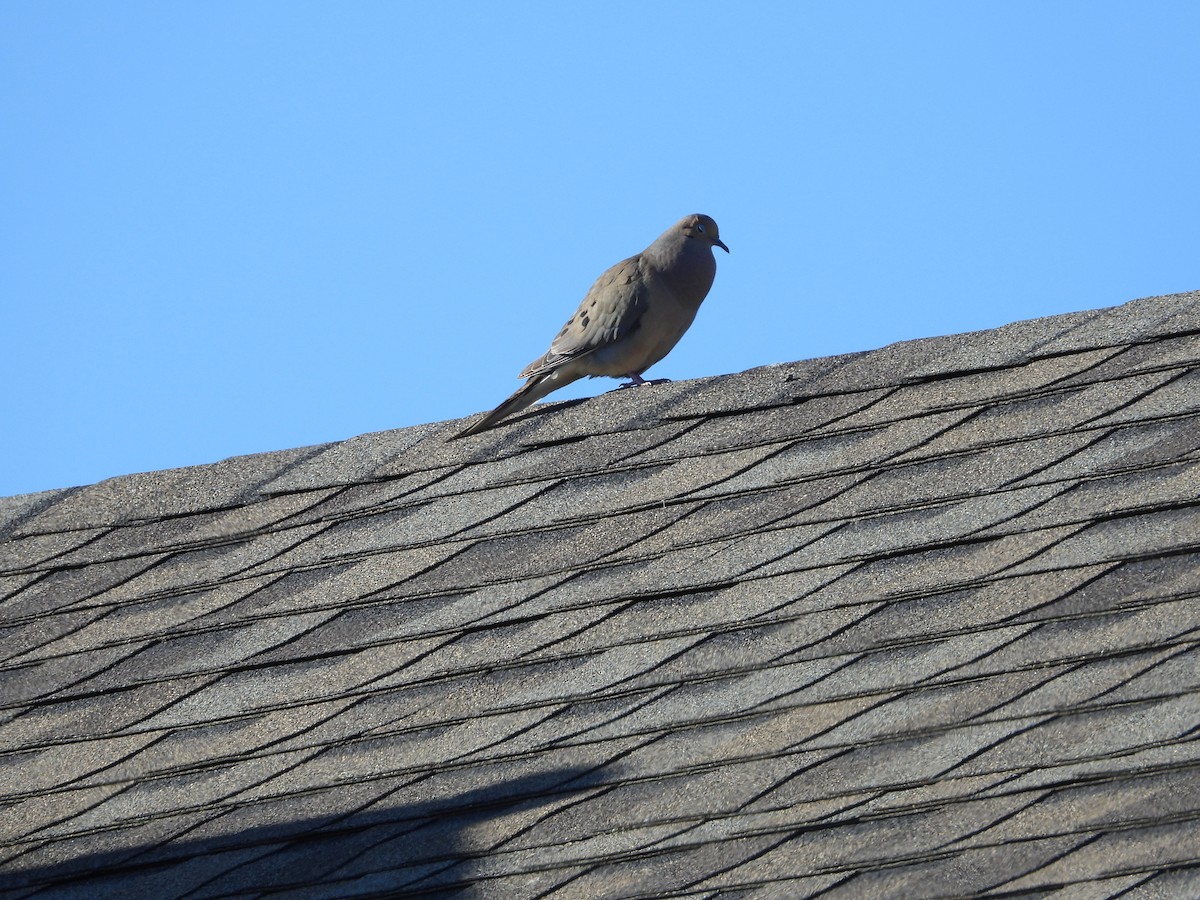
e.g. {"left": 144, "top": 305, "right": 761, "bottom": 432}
{"left": 452, "top": 370, "right": 580, "bottom": 439}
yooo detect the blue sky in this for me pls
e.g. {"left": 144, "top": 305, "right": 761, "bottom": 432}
{"left": 3, "top": 2, "right": 1198, "bottom": 498}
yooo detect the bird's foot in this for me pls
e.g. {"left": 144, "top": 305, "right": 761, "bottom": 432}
{"left": 616, "top": 375, "right": 672, "bottom": 389}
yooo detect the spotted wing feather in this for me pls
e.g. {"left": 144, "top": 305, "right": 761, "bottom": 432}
{"left": 518, "top": 256, "right": 648, "bottom": 379}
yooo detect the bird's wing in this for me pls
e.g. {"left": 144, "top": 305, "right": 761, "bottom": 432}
{"left": 519, "top": 255, "right": 649, "bottom": 379}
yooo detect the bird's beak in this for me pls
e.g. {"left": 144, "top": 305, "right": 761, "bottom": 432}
{"left": 715, "top": 238, "right": 730, "bottom": 253}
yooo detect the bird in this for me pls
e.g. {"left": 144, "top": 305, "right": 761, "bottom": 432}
{"left": 453, "top": 213, "right": 729, "bottom": 438}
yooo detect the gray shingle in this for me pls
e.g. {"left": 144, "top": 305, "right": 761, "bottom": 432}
{"left": 11, "top": 445, "right": 326, "bottom": 536}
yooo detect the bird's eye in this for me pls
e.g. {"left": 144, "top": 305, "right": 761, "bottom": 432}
{"left": 696, "top": 223, "right": 706, "bottom": 233}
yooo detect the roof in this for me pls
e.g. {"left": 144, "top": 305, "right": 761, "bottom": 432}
{"left": 2, "top": 290, "right": 1199, "bottom": 899}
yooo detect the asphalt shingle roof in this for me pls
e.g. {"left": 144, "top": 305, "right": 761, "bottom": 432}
{"left": 2, "top": 290, "right": 1199, "bottom": 899}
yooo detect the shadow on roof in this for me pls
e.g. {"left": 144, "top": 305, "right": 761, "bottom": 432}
{"left": 0, "top": 765, "right": 606, "bottom": 897}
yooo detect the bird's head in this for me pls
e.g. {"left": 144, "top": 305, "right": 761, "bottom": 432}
{"left": 682, "top": 214, "right": 729, "bottom": 253}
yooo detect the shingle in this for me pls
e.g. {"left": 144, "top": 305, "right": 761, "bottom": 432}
{"left": 1014, "top": 553, "right": 1200, "bottom": 621}
{"left": 240, "top": 533, "right": 464, "bottom": 587}
{"left": 1102, "top": 645, "right": 1200, "bottom": 705}
{"left": 697, "top": 407, "right": 977, "bottom": 496}
{"left": 454, "top": 820, "right": 696, "bottom": 891}
{"left": 956, "top": 694, "right": 1200, "bottom": 777}
{"left": 807, "top": 525, "right": 1083, "bottom": 606}
{"left": 1000, "top": 820, "right": 1200, "bottom": 891}
{"left": 12, "top": 445, "right": 326, "bottom": 535}
{"left": 471, "top": 381, "right": 673, "bottom": 445}
{"left": 810, "top": 671, "right": 1048, "bottom": 748}
{"left": 592, "top": 657, "right": 861, "bottom": 741}
{"left": 1008, "top": 506, "right": 1199, "bottom": 574}
{"left": 646, "top": 354, "right": 852, "bottom": 418}
{"left": 991, "top": 738, "right": 1200, "bottom": 799}
{"left": 633, "top": 389, "right": 891, "bottom": 460}
{"left": 0, "top": 731, "right": 158, "bottom": 805}
{"left": 385, "top": 575, "right": 570, "bottom": 633}
{"left": 780, "top": 483, "right": 1063, "bottom": 569}
{"left": 283, "top": 478, "right": 549, "bottom": 553}
{"left": 0, "top": 782, "right": 133, "bottom": 844}
{"left": 547, "top": 835, "right": 783, "bottom": 899}
{"left": 908, "top": 369, "right": 1181, "bottom": 459}
{"left": 45, "top": 489, "right": 338, "bottom": 570}
{"left": 196, "top": 553, "right": 476, "bottom": 621}
{"left": 395, "top": 504, "right": 690, "bottom": 595}
{"left": 514, "top": 758, "right": 806, "bottom": 852}
{"left": 802, "top": 434, "right": 1093, "bottom": 523}
{"left": 90, "top": 617, "right": 405, "bottom": 698}
{"left": 356, "top": 603, "right": 614, "bottom": 683}
{"left": 993, "top": 460, "right": 1200, "bottom": 534}
{"left": 542, "top": 582, "right": 848, "bottom": 661}
{"left": 793, "top": 626, "right": 1037, "bottom": 709}
{"left": 806, "top": 567, "right": 1102, "bottom": 654}
{"left": 1, "top": 642, "right": 145, "bottom": 707}
{"left": 630, "top": 708, "right": 829, "bottom": 772}
{"left": 531, "top": 542, "right": 834, "bottom": 618}
{"left": 804, "top": 310, "right": 1100, "bottom": 394}
{"left": 1032, "top": 290, "right": 1200, "bottom": 354}
{"left": 0, "top": 805, "right": 207, "bottom": 883}
{"left": 68, "top": 844, "right": 285, "bottom": 900}
{"left": 621, "top": 477, "right": 858, "bottom": 557}
{"left": 694, "top": 565, "right": 858, "bottom": 620}
{"left": 0, "top": 571, "right": 39, "bottom": 604}
{"left": 234, "top": 696, "right": 403, "bottom": 757}
{"left": 257, "top": 425, "right": 443, "bottom": 493}
{"left": 133, "top": 635, "right": 441, "bottom": 730}
{"left": 0, "top": 606, "right": 108, "bottom": 665}
{"left": 5, "top": 575, "right": 274, "bottom": 665}
{"left": 1091, "top": 365, "right": 1200, "bottom": 425}
{"left": 0, "top": 488, "right": 72, "bottom": 540}
{"left": 172, "top": 779, "right": 407, "bottom": 845}
{"left": 948, "top": 602, "right": 1198, "bottom": 683}
{"left": 397, "top": 635, "right": 703, "bottom": 711}
{"left": 0, "top": 675, "right": 214, "bottom": 752}
{"left": 1054, "top": 331, "right": 1200, "bottom": 388}
{"left": 0, "top": 553, "right": 170, "bottom": 620}
{"left": 80, "top": 522, "right": 329, "bottom": 606}
{"left": 963, "top": 769, "right": 1200, "bottom": 848}
{"left": 1015, "top": 414, "right": 1200, "bottom": 485}
{"left": 0, "top": 526, "right": 108, "bottom": 574}
{"left": 982, "top": 647, "right": 1186, "bottom": 721}
{"left": 244, "top": 597, "right": 480, "bottom": 658}
{"left": 88, "top": 706, "right": 345, "bottom": 785}
{"left": 271, "top": 471, "right": 452, "bottom": 528}
{"left": 495, "top": 420, "right": 696, "bottom": 482}
{"left": 498, "top": 461, "right": 689, "bottom": 524}
{"left": 830, "top": 347, "right": 1123, "bottom": 430}
{"left": 809, "top": 835, "right": 1091, "bottom": 899}
{"left": 1120, "top": 869, "right": 1200, "bottom": 899}
{"left": 51, "top": 750, "right": 313, "bottom": 837}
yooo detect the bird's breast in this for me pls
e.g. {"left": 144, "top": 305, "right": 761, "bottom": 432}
{"left": 583, "top": 288, "right": 699, "bottom": 378}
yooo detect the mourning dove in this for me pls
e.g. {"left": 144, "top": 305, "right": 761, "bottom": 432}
{"left": 454, "top": 213, "right": 729, "bottom": 438}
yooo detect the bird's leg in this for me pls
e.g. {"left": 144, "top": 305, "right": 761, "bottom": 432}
{"left": 616, "top": 373, "right": 672, "bottom": 389}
